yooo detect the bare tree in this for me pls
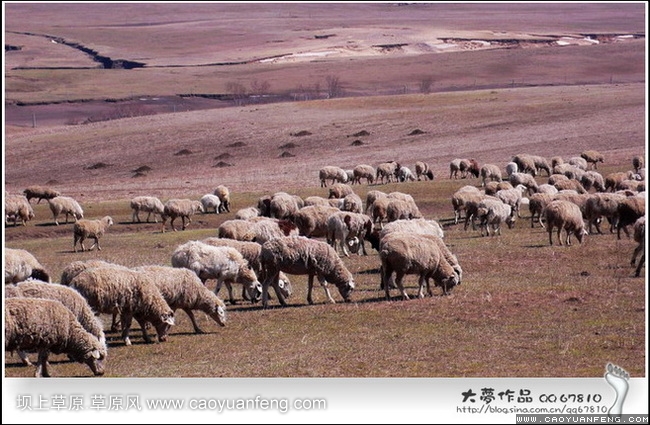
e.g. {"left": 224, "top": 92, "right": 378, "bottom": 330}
{"left": 250, "top": 79, "right": 271, "bottom": 102}
{"left": 419, "top": 76, "right": 434, "bottom": 94}
{"left": 326, "top": 75, "right": 342, "bottom": 98}
{"left": 227, "top": 82, "right": 248, "bottom": 106}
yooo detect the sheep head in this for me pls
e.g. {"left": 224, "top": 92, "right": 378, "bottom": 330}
{"left": 337, "top": 279, "right": 355, "bottom": 303}
{"left": 209, "top": 303, "right": 227, "bottom": 327}
{"left": 155, "top": 312, "right": 175, "bottom": 342}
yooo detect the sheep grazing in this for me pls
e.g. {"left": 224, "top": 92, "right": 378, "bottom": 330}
{"left": 73, "top": 216, "right": 114, "bottom": 252}
{"left": 171, "top": 240, "right": 262, "bottom": 305}
{"left": 509, "top": 172, "right": 539, "bottom": 195}
{"left": 415, "top": 161, "right": 434, "bottom": 181}
{"left": 528, "top": 192, "right": 555, "bottom": 228}
{"left": 328, "top": 183, "right": 354, "bottom": 199}
{"left": 605, "top": 171, "right": 636, "bottom": 192}
{"left": 542, "top": 199, "right": 588, "bottom": 246}
{"left": 583, "top": 193, "right": 627, "bottom": 234}
{"left": 632, "top": 155, "right": 645, "bottom": 174}
{"left": 461, "top": 158, "right": 480, "bottom": 178}
{"left": 259, "top": 236, "right": 355, "bottom": 308}
{"left": 386, "top": 198, "right": 422, "bottom": 222}
{"left": 268, "top": 192, "right": 303, "bottom": 220}
{"left": 241, "top": 217, "right": 299, "bottom": 244}
{"left": 580, "top": 150, "right": 605, "bottom": 169}
{"left": 326, "top": 211, "right": 374, "bottom": 257}
{"left": 553, "top": 178, "right": 587, "bottom": 194}
{"left": 319, "top": 165, "right": 349, "bottom": 187}
{"left": 537, "top": 183, "right": 559, "bottom": 195}
{"left": 480, "top": 163, "right": 503, "bottom": 186}
{"left": 218, "top": 218, "right": 257, "bottom": 240}
{"left": 568, "top": 156, "right": 589, "bottom": 171}
{"left": 397, "top": 166, "right": 416, "bottom": 182}
{"left": 234, "top": 206, "right": 261, "bottom": 220}
{"left": 200, "top": 194, "right": 222, "bottom": 214}
{"left": 67, "top": 266, "right": 175, "bottom": 346}
{"left": 511, "top": 154, "right": 538, "bottom": 176}
{"left": 5, "top": 194, "right": 35, "bottom": 226}
{"left": 365, "top": 190, "right": 388, "bottom": 214}
{"left": 130, "top": 195, "right": 165, "bottom": 223}
{"left": 371, "top": 196, "right": 391, "bottom": 229}
{"left": 5, "top": 298, "right": 107, "bottom": 377}
{"left": 451, "top": 185, "right": 482, "bottom": 224}
{"left": 6, "top": 280, "right": 106, "bottom": 365}
{"left": 214, "top": 185, "right": 231, "bottom": 213}
{"left": 580, "top": 171, "right": 606, "bottom": 192}
{"left": 495, "top": 184, "right": 528, "bottom": 218}
{"left": 161, "top": 198, "right": 204, "bottom": 232}
{"left": 303, "top": 195, "right": 333, "bottom": 208}
{"left": 530, "top": 155, "right": 552, "bottom": 176}
{"left": 376, "top": 161, "right": 400, "bottom": 184}
{"left": 23, "top": 185, "right": 61, "bottom": 204}
{"left": 47, "top": 196, "right": 84, "bottom": 225}
{"left": 379, "top": 232, "right": 459, "bottom": 300}
{"left": 293, "top": 205, "right": 341, "bottom": 238}
{"left": 4, "top": 248, "right": 51, "bottom": 284}
{"left": 554, "top": 163, "right": 585, "bottom": 181}
{"left": 615, "top": 196, "right": 645, "bottom": 239}
{"left": 476, "top": 198, "right": 515, "bottom": 236}
{"left": 352, "top": 164, "right": 376, "bottom": 184}
{"left": 484, "top": 181, "right": 514, "bottom": 196}
{"left": 341, "top": 192, "right": 363, "bottom": 214}
{"left": 367, "top": 218, "right": 445, "bottom": 251}
{"left": 631, "top": 216, "right": 645, "bottom": 277}
{"left": 449, "top": 158, "right": 466, "bottom": 179}
{"left": 134, "top": 265, "right": 227, "bottom": 333}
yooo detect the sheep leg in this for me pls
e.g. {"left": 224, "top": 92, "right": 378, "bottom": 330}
{"left": 631, "top": 243, "right": 643, "bottom": 266}
{"left": 184, "top": 309, "right": 204, "bottom": 334}
{"left": 634, "top": 252, "right": 644, "bottom": 277}
{"left": 557, "top": 227, "right": 564, "bottom": 246}
{"left": 548, "top": 227, "right": 554, "bottom": 245}
{"left": 88, "top": 237, "right": 99, "bottom": 251}
{"left": 170, "top": 217, "right": 177, "bottom": 232}
{"left": 318, "top": 275, "right": 337, "bottom": 304}
{"left": 120, "top": 313, "right": 135, "bottom": 346}
{"left": 339, "top": 238, "right": 350, "bottom": 257}
{"left": 417, "top": 274, "right": 427, "bottom": 299}
{"left": 272, "top": 280, "right": 287, "bottom": 306}
{"left": 307, "top": 274, "right": 316, "bottom": 305}
{"left": 36, "top": 350, "right": 52, "bottom": 378}
{"left": 18, "top": 350, "right": 33, "bottom": 366}
{"left": 261, "top": 270, "right": 279, "bottom": 309}
{"left": 395, "top": 272, "right": 409, "bottom": 300}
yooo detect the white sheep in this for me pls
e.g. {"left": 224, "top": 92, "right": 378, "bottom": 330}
{"left": 450, "top": 185, "right": 482, "bottom": 225}
{"left": 580, "top": 150, "right": 605, "bottom": 169}
{"left": 326, "top": 211, "right": 374, "bottom": 257}
{"left": 505, "top": 162, "right": 519, "bottom": 177}
{"left": 161, "top": 198, "right": 204, "bottom": 232}
{"left": 542, "top": 199, "right": 588, "bottom": 245}
{"left": 344, "top": 169, "right": 355, "bottom": 184}
{"left": 5, "top": 297, "right": 107, "bottom": 377}
{"left": 47, "top": 196, "right": 84, "bottom": 225}
{"left": 379, "top": 231, "right": 459, "bottom": 300}
{"left": 303, "top": 195, "right": 332, "bottom": 208}
{"left": 376, "top": 161, "right": 400, "bottom": 184}
{"left": 415, "top": 161, "right": 434, "bottom": 181}
{"left": 4, "top": 248, "right": 51, "bottom": 284}
{"left": 23, "top": 185, "right": 61, "bottom": 204}
{"left": 528, "top": 192, "right": 555, "bottom": 228}
{"left": 568, "top": 156, "right": 589, "bottom": 171}
{"left": 130, "top": 195, "right": 165, "bottom": 223}
{"left": 171, "top": 240, "right": 262, "bottom": 305}
{"left": 631, "top": 216, "right": 645, "bottom": 277}
{"left": 240, "top": 217, "right": 299, "bottom": 244}
{"left": 537, "top": 183, "right": 559, "bottom": 195}
{"left": 67, "top": 266, "right": 175, "bottom": 346}
{"left": 495, "top": 184, "right": 528, "bottom": 218}
{"left": 511, "top": 154, "right": 538, "bottom": 176}
{"left": 5, "top": 194, "right": 35, "bottom": 226}
{"left": 352, "top": 164, "right": 376, "bottom": 185}
{"left": 480, "top": 163, "right": 503, "bottom": 186}
{"left": 218, "top": 218, "right": 257, "bottom": 240}
{"left": 530, "top": 155, "right": 552, "bottom": 176}
{"left": 509, "top": 172, "right": 539, "bottom": 194}
{"left": 583, "top": 192, "right": 627, "bottom": 234}
{"left": 386, "top": 197, "right": 422, "bottom": 222}
{"left": 476, "top": 198, "right": 515, "bottom": 236}
{"left": 73, "top": 216, "right": 114, "bottom": 252}
{"left": 319, "top": 165, "right": 349, "bottom": 187}
{"left": 200, "top": 194, "right": 222, "bottom": 214}
{"left": 214, "top": 185, "right": 231, "bottom": 213}
{"left": 6, "top": 280, "right": 106, "bottom": 366}
{"left": 234, "top": 206, "right": 261, "bottom": 220}
{"left": 260, "top": 236, "right": 355, "bottom": 308}
{"left": 133, "top": 265, "right": 227, "bottom": 333}
{"left": 553, "top": 163, "right": 585, "bottom": 181}
{"left": 397, "top": 166, "right": 416, "bottom": 182}
{"left": 269, "top": 192, "right": 302, "bottom": 220}
{"left": 328, "top": 183, "right": 355, "bottom": 199}
{"left": 293, "top": 205, "right": 341, "bottom": 238}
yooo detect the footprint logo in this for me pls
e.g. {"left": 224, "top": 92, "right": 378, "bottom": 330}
{"left": 604, "top": 363, "right": 630, "bottom": 418}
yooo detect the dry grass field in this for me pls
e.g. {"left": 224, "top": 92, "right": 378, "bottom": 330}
{"left": 3, "top": 3, "right": 647, "bottom": 378}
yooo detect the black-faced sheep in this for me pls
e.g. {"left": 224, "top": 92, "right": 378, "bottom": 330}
{"left": 415, "top": 161, "right": 434, "bottom": 181}
{"left": 171, "top": 240, "right": 262, "bottom": 305}
{"left": 319, "top": 166, "right": 349, "bottom": 187}
{"left": 376, "top": 161, "right": 400, "bottom": 184}
{"left": 67, "top": 266, "right": 175, "bottom": 346}
{"left": 73, "top": 216, "right": 114, "bottom": 252}
{"left": 480, "top": 163, "right": 503, "bottom": 186}
{"left": 130, "top": 195, "right": 165, "bottom": 223}
{"left": 133, "top": 265, "right": 227, "bottom": 333}
{"left": 214, "top": 185, "right": 231, "bottom": 213}
{"left": 631, "top": 216, "right": 645, "bottom": 277}
{"left": 4, "top": 248, "right": 51, "bottom": 284}
{"left": 5, "top": 194, "right": 35, "bottom": 226}
{"left": 326, "top": 211, "right": 374, "bottom": 257}
{"left": 23, "top": 185, "right": 61, "bottom": 204}
{"left": 352, "top": 164, "right": 376, "bottom": 184}
{"left": 379, "top": 232, "right": 459, "bottom": 299}
{"left": 47, "top": 196, "right": 84, "bottom": 225}
{"left": 259, "top": 236, "right": 355, "bottom": 308}
{"left": 580, "top": 150, "right": 605, "bottom": 169}
{"left": 200, "top": 194, "right": 222, "bottom": 214}
{"left": 5, "top": 297, "right": 106, "bottom": 377}
{"left": 542, "top": 199, "right": 588, "bottom": 246}
{"left": 161, "top": 198, "right": 204, "bottom": 232}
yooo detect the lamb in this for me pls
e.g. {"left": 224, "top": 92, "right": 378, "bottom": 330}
{"left": 5, "top": 297, "right": 106, "bottom": 377}
{"left": 632, "top": 155, "right": 645, "bottom": 174}
{"left": 631, "top": 216, "right": 645, "bottom": 277}
{"left": 67, "top": 266, "right": 175, "bottom": 345}
{"left": 161, "top": 198, "right": 204, "bottom": 232}
{"left": 505, "top": 162, "right": 519, "bottom": 177}
{"left": 583, "top": 192, "right": 627, "bottom": 234}
{"left": 341, "top": 192, "right": 363, "bottom": 214}
{"left": 511, "top": 154, "right": 538, "bottom": 176}
{"left": 352, "top": 164, "right": 376, "bottom": 184}
{"left": 259, "top": 236, "right": 355, "bottom": 308}
{"left": 568, "top": 156, "right": 589, "bottom": 171}
{"left": 580, "top": 171, "right": 606, "bottom": 192}
{"left": 23, "top": 185, "right": 61, "bottom": 204}
{"left": 73, "top": 216, "right": 114, "bottom": 252}
{"left": 234, "top": 206, "right": 261, "bottom": 220}
{"left": 480, "top": 163, "right": 503, "bottom": 186}
{"left": 614, "top": 196, "right": 645, "bottom": 239}
{"left": 415, "top": 161, "right": 434, "bottom": 181}
{"left": 4, "top": 248, "right": 51, "bottom": 284}
{"left": 528, "top": 192, "right": 555, "bottom": 228}
{"left": 580, "top": 150, "right": 605, "bottom": 169}
{"left": 293, "top": 205, "right": 340, "bottom": 238}
{"left": 509, "top": 172, "right": 539, "bottom": 194}
{"left": 326, "top": 211, "right": 374, "bottom": 256}
{"left": 130, "top": 195, "right": 165, "bottom": 223}
{"left": 133, "top": 265, "right": 227, "bottom": 333}
{"left": 328, "top": 183, "right": 355, "bottom": 199}
{"left": 47, "top": 196, "right": 83, "bottom": 225}
{"left": 365, "top": 190, "right": 387, "bottom": 214}
{"left": 200, "top": 194, "right": 222, "bottom": 214}
{"left": 319, "top": 166, "right": 349, "bottom": 187}
{"left": 213, "top": 185, "right": 231, "bottom": 213}
{"left": 379, "top": 232, "right": 459, "bottom": 299}
{"left": 6, "top": 280, "right": 106, "bottom": 365}
{"left": 5, "top": 194, "right": 35, "bottom": 226}
{"left": 476, "top": 198, "right": 515, "bottom": 236}
{"left": 542, "top": 199, "right": 588, "bottom": 245}
{"left": 386, "top": 198, "right": 422, "bottom": 222}
{"left": 495, "top": 184, "right": 528, "bottom": 218}
{"left": 171, "top": 240, "right": 262, "bottom": 305}
{"left": 376, "top": 161, "right": 400, "bottom": 184}
{"left": 397, "top": 166, "right": 416, "bottom": 182}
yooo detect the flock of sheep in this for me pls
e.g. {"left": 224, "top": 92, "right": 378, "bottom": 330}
{"left": 4, "top": 149, "right": 646, "bottom": 377}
